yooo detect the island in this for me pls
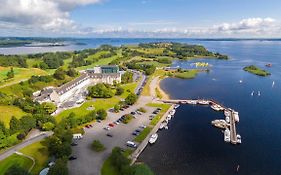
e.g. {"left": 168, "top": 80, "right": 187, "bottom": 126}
{"left": 243, "top": 65, "right": 271, "bottom": 76}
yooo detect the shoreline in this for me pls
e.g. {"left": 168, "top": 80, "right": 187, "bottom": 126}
{"left": 156, "top": 77, "right": 171, "bottom": 100}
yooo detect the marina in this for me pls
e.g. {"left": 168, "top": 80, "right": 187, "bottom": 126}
{"left": 160, "top": 99, "right": 241, "bottom": 145}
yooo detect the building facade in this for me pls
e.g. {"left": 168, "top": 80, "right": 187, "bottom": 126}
{"left": 33, "top": 66, "right": 121, "bottom": 105}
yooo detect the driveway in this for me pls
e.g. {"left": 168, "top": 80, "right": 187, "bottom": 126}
{"left": 68, "top": 96, "right": 155, "bottom": 175}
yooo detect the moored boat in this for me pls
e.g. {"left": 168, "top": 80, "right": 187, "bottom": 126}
{"left": 149, "top": 133, "right": 158, "bottom": 144}
{"left": 224, "top": 129, "right": 230, "bottom": 142}
{"left": 237, "top": 134, "right": 242, "bottom": 144}
{"left": 198, "top": 100, "right": 210, "bottom": 105}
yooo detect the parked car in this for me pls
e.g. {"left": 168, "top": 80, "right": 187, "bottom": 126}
{"left": 106, "top": 133, "right": 113, "bottom": 137}
{"left": 104, "top": 126, "right": 111, "bottom": 131}
{"left": 97, "top": 119, "right": 102, "bottom": 123}
{"left": 108, "top": 123, "right": 115, "bottom": 127}
{"left": 130, "top": 111, "right": 136, "bottom": 115}
{"left": 126, "top": 141, "right": 137, "bottom": 148}
{"left": 71, "top": 142, "right": 78, "bottom": 146}
{"left": 69, "top": 156, "right": 77, "bottom": 160}
{"left": 114, "top": 121, "right": 120, "bottom": 125}
{"left": 140, "top": 125, "right": 147, "bottom": 129}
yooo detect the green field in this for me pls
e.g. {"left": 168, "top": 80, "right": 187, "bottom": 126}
{"left": 171, "top": 69, "right": 199, "bottom": 79}
{"left": 0, "top": 66, "right": 48, "bottom": 87}
{"left": 0, "top": 154, "right": 33, "bottom": 175}
{"left": 0, "top": 105, "right": 27, "bottom": 127}
{"left": 0, "top": 141, "right": 48, "bottom": 175}
{"left": 134, "top": 127, "right": 152, "bottom": 142}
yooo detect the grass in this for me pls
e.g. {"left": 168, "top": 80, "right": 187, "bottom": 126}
{"left": 147, "top": 103, "right": 171, "bottom": 126}
{"left": 0, "top": 105, "right": 27, "bottom": 127}
{"left": 243, "top": 65, "right": 271, "bottom": 76}
{"left": 20, "top": 141, "right": 49, "bottom": 175}
{"left": 120, "top": 82, "right": 138, "bottom": 98}
{"left": 55, "top": 97, "right": 120, "bottom": 122}
{"left": 0, "top": 66, "right": 48, "bottom": 87}
{"left": 134, "top": 127, "right": 152, "bottom": 142}
{"left": 0, "top": 141, "right": 48, "bottom": 175}
{"left": 0, "top": 154, "right": 33, "bottom": 175}
{"left": 155, "top": 88, "right": 162, "bottom": 99}
{"left": 171, "top": 69, "right": 199, "bottom": 79}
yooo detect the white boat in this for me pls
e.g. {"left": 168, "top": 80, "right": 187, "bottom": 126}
{"left": 187, "top": 100, "right": 197, "bottom": 105}
{"left": 224, "top": 110, "right": 231, "bottom": 117}
{"left": 224, "top": 129, "right": 230, "bottom": 142}
{"left": 166, "top": 115, "right": 172, "bottom": 121}
{"left": 251, "top": 91, "right": 254, "bottom": 96}
{"left": 272, "top": 81, "right": 275, "bottom": 88}
{"left": 164, "top": 126, "right": 168, "bottom": 130}
{"left": 225, "top": 116, "right": 230, "bottom": 123}
{"left": 174, "top": 104, "right": 180, "bottom": 109}
{"left": 239, "top": 80, "right": 243, "bottom": 83}
{"left": 169, "top": 110, "right": 176, "bottom": 115}
{"left": 149, "top": 133, "right": 158, "bottom": 144}
{"left": 159, "top": 123, "right": 165, "bottom": 130}
{"left": 211, "top": 104, "right": 222, "bottom": 111}
{"left": 258, "top": 91, "right": 261, "bottom": 96}
{"left": 198, "top": 100, "right": 210, "bottom": 105}
{"left": 237, "top": 134, "right": 242, "bottom": 144}
{"left": 233, "top": 111, "right": 239, "bottom": 122}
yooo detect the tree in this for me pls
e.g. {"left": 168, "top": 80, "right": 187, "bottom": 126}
{"left": 48, "top": 158, "right": 68, "bottom": 175}
{"left": 53, "top": 67, "right": 66, "bottom": 80}
{"left": 42, "top": 122, "right": 55, "bottom": 131}
{"left": 42, "top": 102, "right": 57, "bottom": 114}
{"left": 115, "top": 86, "right": 124, "bottom": 96}
{"left": 125, "top": 93, "right": 138, "bottom": 105}
{"left": 9, "top": 116, "right": 22, "bottom": 134}
{"left": 19, "top": 115, "right": 36, "bottom": 133}
{"left": 121, "top": 71, "right": 133, "bottom": 84}
{"left": 88, "top": 83, "right": 114, "bottom": 98}
{"left": 6, "top": 67, "right": 15, "bottom": 79}
{"left": 96, "top": 109, "right": 107, "bottom": 120}
{"left": 66, "top": 68, "right": 78, "bottom": 77}
{"left": 91, "top": 140, "right": 106, "bottom": 152}
{"left": 4, "top": 164, "right": 30, "bottom": 175}
{"left": 114, "top": 104, "right": 120, "bottom": 112}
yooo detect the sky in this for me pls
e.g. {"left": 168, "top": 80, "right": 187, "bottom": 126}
{"left": 0, "top": 0, "right": 281, "bottom": 38}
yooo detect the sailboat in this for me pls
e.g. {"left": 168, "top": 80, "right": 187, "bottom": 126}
{"left": 239, "top": 80, "right": 243, "bottom": 83}
{"left": 258, "top": 91, "right": 261, "bottom": 96}
{"left": 272, "top": 81, "right": 275, "bottom": 88}
{"left": 251, "top": 91, "right": 254, "bottom": 96}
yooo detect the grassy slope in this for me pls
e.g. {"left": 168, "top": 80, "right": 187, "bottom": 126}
{"left": 20, "top": 141, "right": 49, "bottom": 175}
{"left": 0, "top": 141, "right": 48, "bottom": 175}
{"left": 0, "top": 154, "right": 33, "bottom": 175}
{"left": 0, "top": 105, "right": 27, "bottom": 127}
{"left": 0, "top": 66, "right": 48, "bottom": 87}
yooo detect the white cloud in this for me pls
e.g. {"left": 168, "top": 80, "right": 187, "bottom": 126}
{"left": 0, "top": 0, "right": 103, "bottom": 33}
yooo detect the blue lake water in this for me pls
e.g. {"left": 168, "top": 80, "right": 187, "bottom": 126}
{"left": 138, "top": 41, "right": 281, "bottom": 175}
{"left": 1, "top": 38, "right": 281, "bottom": 174}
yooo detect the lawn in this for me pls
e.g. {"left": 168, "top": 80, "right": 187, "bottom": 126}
{"left": 134, "top": 127, "right": 152, "bottom": 142}
{"left": 0, "top": 105, "right": 27, "bottom": 127}
{"left": 120, "top": 82, "right": 138, "bottom": 98}
{"left": 55, "top": 97, "right": 120, "bottom": 122}
{"left": 0, "top": 66, "right": 48, "bottom": 87}
{"left": 147, "top": 103, "right": 171, "bottom": 126}
{"left": 141, "top": 69, "right": 167, "bottom": 96}
{"left": 171, "top": 69, "right": 199, "bottom": 79}
{"left": 0, "top": 154, "right": 33, "bottom": 175}
{"left": 0, "top": 141, "right": 48, "bottom": 175}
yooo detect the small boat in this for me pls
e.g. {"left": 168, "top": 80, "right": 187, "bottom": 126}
{"left": 233, "top": 111, "right": 239, "bottom": 122}
{"left": 236, "top": 165, "right": 240, "bottom": 172}
{"left": 198, "top": 100, "right": 210, "bottom": 105}
{"left": 174, "top": 104, "right": 180, "bottom": 109}
{"left": 224, "top": 129, "right": 231, "bottom": 142}
{"left": 251, "top": 91, "right": 254, "bottom": 96}
{"left": 258, "top": 91, "right": 261, "bottom": 96}
{"left": 164, "top": 126, "right": 168, "bottom": 130}
{"left": 159, "top": 123, "right": 165, "bottom": 130}
{"left": 149, "top": 133, "right": 158, "bottom": 144}
{"left": 186, "top": 100, "right": 197, "bottom": 105}
{"left": 272, "top": 81, "right": 275, "bottom": 88}
{"left": 211, "top": 104, "right": 224, "bottom": 111}
{"left": 237, "top": 134, "right": 242, "bottom": 144}
{"left": 266, "top": 63, "right": 272, "bottom": 67}
{"left": 239, "top": 80, "right": 243, "bottom": 83}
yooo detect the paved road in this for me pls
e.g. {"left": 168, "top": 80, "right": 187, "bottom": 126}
{"left": 68, "top": 96, "right": 155, "bottom": 175}
{"left": 0, "top": 131, "right": 53, "bottom": 161}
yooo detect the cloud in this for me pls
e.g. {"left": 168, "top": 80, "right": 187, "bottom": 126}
{"left": 0, "top": 0, "right": 103, "bottom": 33}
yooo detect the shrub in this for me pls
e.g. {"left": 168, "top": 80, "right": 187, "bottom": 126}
{"left": 91, "top": 140, "right": 106, "bottom": 152}
{"left": 122, "top": 114, "right": 133, "bottom": 124}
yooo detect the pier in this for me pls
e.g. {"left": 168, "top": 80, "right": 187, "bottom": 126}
{"left": 160, "top": 99, "right": 240, "bottom": 145}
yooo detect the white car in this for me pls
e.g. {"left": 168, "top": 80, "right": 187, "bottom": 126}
{"left": 126, "top": 141, "right": 137, "bottom": 148}
{"left": 104, "top": 126, "right": 111, "bottom": 131}
{"left": 140, "top": 124, "right": 146, "bottom": 129}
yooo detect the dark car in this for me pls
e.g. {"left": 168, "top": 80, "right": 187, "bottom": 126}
{"left": 69, "top": 156, "right": 77, "bottom": 160}
{"left": 132, "top": 131, "right": 139, "bottom": 136}
{"left": 97, "top": 119, "right": 102, "bottom": 123}
{"left": 71, "top": 142, "right": 78, "bottom": 146}
{"left": 130, "top": 111, "right": 136, "bottom": 115}
{"left": 135, "top": 129, "right": 142, "bottom": 133}
{"left": 157, "top": 108, "right": 162, "bottom": 110}
{"left": 106, "top": 133, "right": 113, "bottom": 137}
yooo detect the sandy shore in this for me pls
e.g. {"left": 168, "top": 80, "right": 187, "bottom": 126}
{"left": 156, "top": 77, "right": 171, "bottom": 100}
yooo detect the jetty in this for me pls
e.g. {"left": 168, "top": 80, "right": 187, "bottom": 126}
{"left": 160, "top": 99, "right": 240, "bottom": 145}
